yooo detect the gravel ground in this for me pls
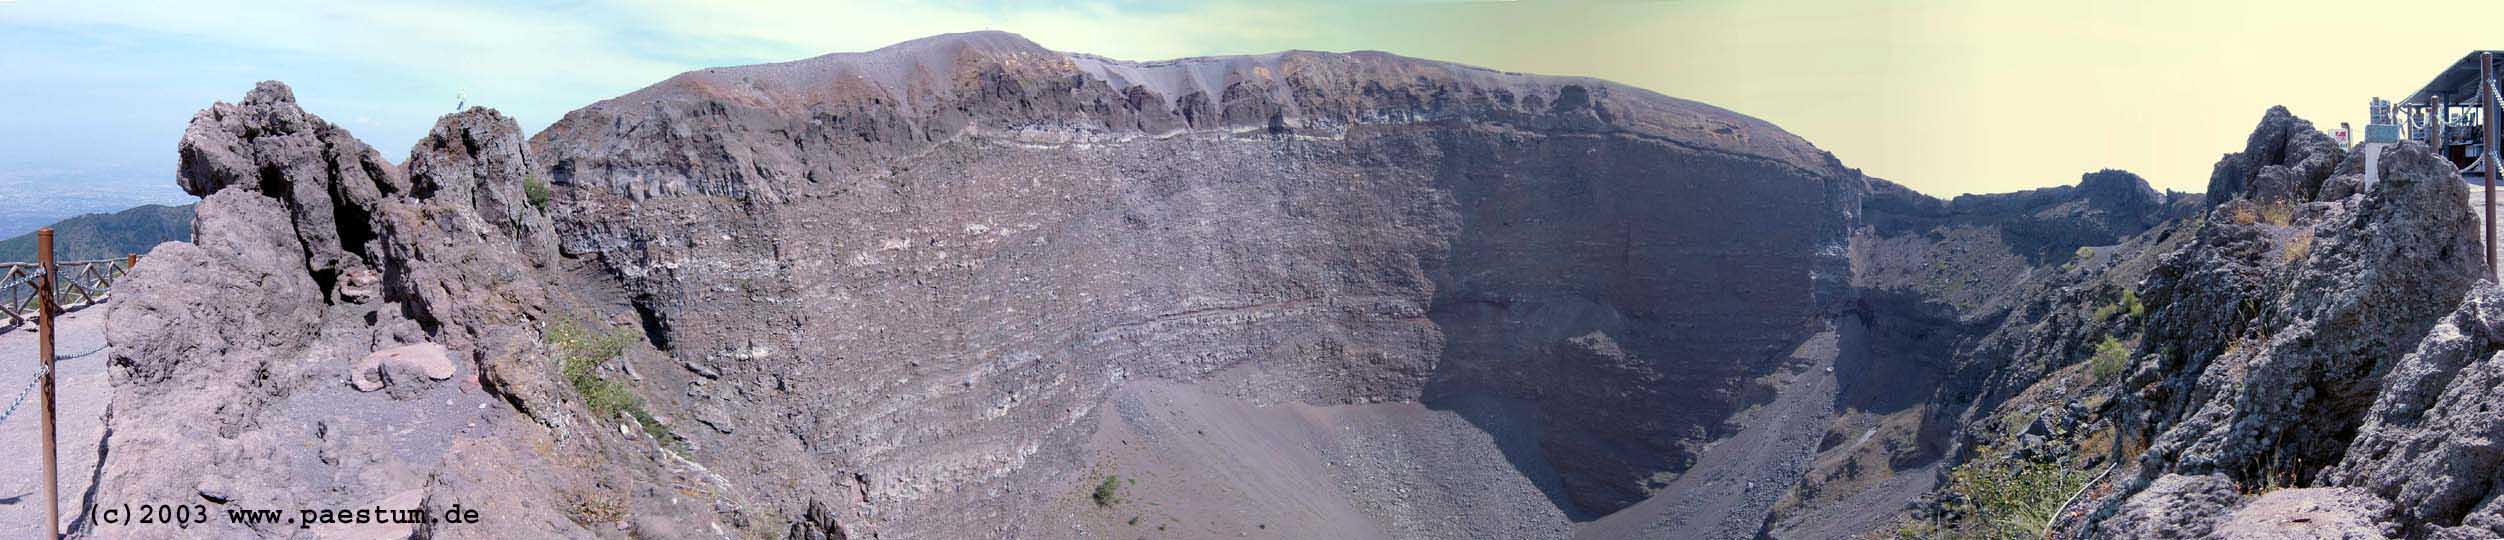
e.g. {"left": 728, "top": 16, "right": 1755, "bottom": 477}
{"left": 1574, "top": 322, "right": 1845, "bottom": 540}
{"left": 1080, "top": 380, "right": 1573, "bottom": 539}
{"left": 0, "top": 307, "right": 112, "bottom": 539}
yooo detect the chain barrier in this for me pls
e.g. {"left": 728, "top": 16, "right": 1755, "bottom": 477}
{"left": 0, "top": 362, "right": 49, "bottom": 426}
{"left": 0, "top": 268, "right": 41, "bottom": 293}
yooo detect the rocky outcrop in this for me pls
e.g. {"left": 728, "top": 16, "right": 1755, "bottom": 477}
{"left": 95, "top": 82, "right": 605, "bottom": 539}
{"left": 1997, "top": 112, "right": 2485, "bottom": 539}
{"left": 2204, "top": 106, "right": 2344, "bottom": 208}
{"left": 2121, "top": 139, "right": 2477, "bottom": 489}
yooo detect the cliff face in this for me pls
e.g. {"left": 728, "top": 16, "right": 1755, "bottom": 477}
{"left": 529, "top": 31, "right": 1863, "bottom": 534}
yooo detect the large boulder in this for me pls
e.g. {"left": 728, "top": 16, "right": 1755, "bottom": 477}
{"left": 2212, "top": 488, "right": 2396, "bottom": 540}
{"left": 2096, "top": 474, "right": 2245, "bottom": 539}
{"left": 2324, "top": 283, "right": 2504, "bottom": 537}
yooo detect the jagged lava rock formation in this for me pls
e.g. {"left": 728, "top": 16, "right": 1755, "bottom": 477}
{"left": 97, "top": 82, "right": 595, "bottom": 539}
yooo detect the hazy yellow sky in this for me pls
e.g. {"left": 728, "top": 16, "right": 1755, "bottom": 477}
{"left": 15, "top": 0, "right": 2504, "bottom": 197}
{"left": 1223, "top": 0, "right": 2504, "bottom": 195}
{"left": 677, "top": 0, "right": 2504, "bottom": 195}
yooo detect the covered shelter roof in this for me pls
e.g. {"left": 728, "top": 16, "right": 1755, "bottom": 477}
{"left": 2404, "top": 50, "right": 2504, "bottom": 107}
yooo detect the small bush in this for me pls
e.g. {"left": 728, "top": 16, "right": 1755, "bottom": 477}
{"left": 2090, "top": 289, "right": 2143, "bottom": 323}
{"left": 568, "top": 492, "right": 626, "bottom": 525}
{"left": 2259, "top": 202, "right": 2295, "bottom": 226}
{"left": 2090, "top": 337, "right": 2130, "bottom": 382}
{"left": 549, "top": 318, "right": 669, "bottom": 443}
{"left": 1092, "top": 475, "right": 1123, "bottom": 507}
{"left": 525, "top": 175, "right": 553, "bottom": 209}
{"left": 1931, "top": 449, "right": 2094, "bottom": 539}
{"left": 2284, "top": 230, "right": 2314, "bottom": 263}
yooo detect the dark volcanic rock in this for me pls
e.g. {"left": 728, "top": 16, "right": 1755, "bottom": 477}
{"left": 2127, "top": 140, "right": 2476, "bottom": 485}
{"left": 2205, "top": 106, "right": 2344, "bottom": 208}
{"left": 2078, "top": 132, "right": 2480, "bottom": 538}
{"left": 2095, "top": 473, "right": 2243, "bottom": 539}
{"left": 2212, "top": 488, "right": 2396, "bottom": 540}
{"left": 2325, "top": 283, "right": 2504, "bottom": 538}
{"left": 1944, "top": 169, "right": 2169, "bottom": 264}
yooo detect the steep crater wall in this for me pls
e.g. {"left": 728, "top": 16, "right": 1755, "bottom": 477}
{"left": 530, "top": 31, "right": 1862, "bottom": 533}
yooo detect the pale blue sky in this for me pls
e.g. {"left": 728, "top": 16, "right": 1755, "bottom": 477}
{"left": 7, "top": 0, "right": 2504, "bottom": 200}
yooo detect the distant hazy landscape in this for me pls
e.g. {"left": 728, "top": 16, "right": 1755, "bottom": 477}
{"left": 0, "top": 163, "right": 192, "bottom": 239}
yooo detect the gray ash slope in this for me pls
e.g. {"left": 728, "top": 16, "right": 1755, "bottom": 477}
{"left": 83, "top": 30, "right": 2469, "bottom": 540}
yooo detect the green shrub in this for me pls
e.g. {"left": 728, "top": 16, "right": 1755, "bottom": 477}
{"left": 2090, "top": 337, "right": 2130, "bottom": 382}
{"left": 549, "top": 318, "right": 669, "bottom": 443}
{"left": 1931, "top": 449, "right": 2093, "bottom": 540}
{"left": 2091, "top": 289, "right": 2145, "bottom": 323}
{"left": 1092, "top": 475, "right": 1122, "bottom": 507}
{"left": 525, "top": 175, "right": 552, "bottom": 209}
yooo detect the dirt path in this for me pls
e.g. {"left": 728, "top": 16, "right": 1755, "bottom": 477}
{"left": 0, "top": 308, "right": 113, "bottom": 539}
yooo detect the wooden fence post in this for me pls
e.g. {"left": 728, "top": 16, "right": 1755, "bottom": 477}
{"left": 36, "top": 228, "right": 58, "bottom": 540}
{"left": 2484, "top": 52, "right": 2498, "bottom": 280}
